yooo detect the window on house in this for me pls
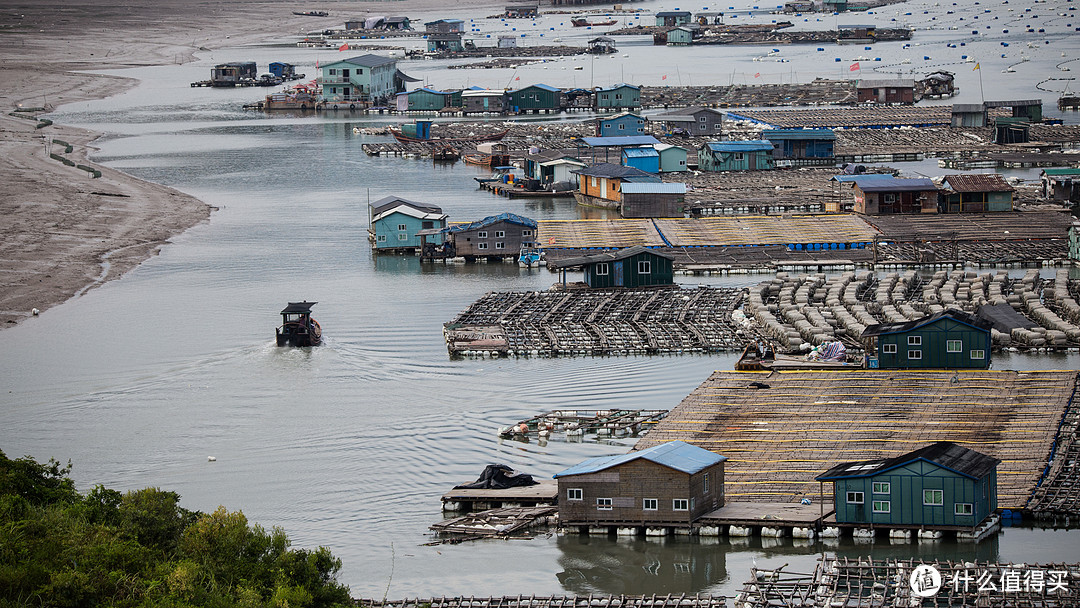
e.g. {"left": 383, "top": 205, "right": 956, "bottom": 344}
{"left": 478, "top": 231, "right": 488, "bottom": 238}
{"left": 477, "top": 243, "right": 488, "bottom": 250}
{"left": 971, "top": 350, "right": 985, "bottom": 360}
{"left": 923, "top": 489, "right": 943, "bottom": 505}
{"left": 397, "top": 234, "right": 408, "bottom": 241}
{"left": 955, "top": 503, "right": 973, "bottom": 515}
{"left": 619, "top": 124, "right": 625, "bottom": 130}
{"left": 882, "top": 343, "right": 898, "bottom": 354}
{"left": 884, "top": 193, "right": 896, "bottom": 204}
{"left": 872, "top": 500, "right": 891, "bottom": 513}
{"left": 377, "top": 235, "right": 386, "bottom": 242}
{"left": 567, "top": 488, "right": 583, "bottom": 501}
{"left": 495, "top": 231, "right": 505, "bottom": 238}
{"left": 734, "top": 152, "right": 745, "bottom": 161}
{"left": 597, "top": 498, "right": 613, "bottom": 510}
{"left": 398, "top": 224, "right": 408, "bottom": 231}
{"left": 643, "top": 498, "right": 658, "bottom": 511}
{"left": 495, "top": 242, "right": 505, "bottom": 250}
{"left": 847, "top": 491, "right": 864, "bottom": 504}
{"left": 522, "top": 229, "right": 533, "bottom": 237}
{"left": 591, "top": 177, "right": 598, "bottom": 187}
{"left": 947, "top": 340, "right": 963, "bottom": 352}
{"left": 703, "top": 473, "right": 710, "bottom": 495}
{"left": 672, "top": 499, "right": 689, "bottom": 511}
{"left": 908, "top": 350, "right": 922, "bottom": 360}
{"left": 595, "top": 262, "right": 610, "bottom": 276}
{"left": 713, "top": 123, "right": 722, "bottom": 130}
{"left": 908, "top": 335, "right": 922, "bottom": 346}
{"left": 872, "top": 482, "right": 890, "bottom": 494}
{"left": 422, "top": 221, "right": 434, "bottom": 229}
{"left": 638, "top": 260, "right": 652, "bottom": 274}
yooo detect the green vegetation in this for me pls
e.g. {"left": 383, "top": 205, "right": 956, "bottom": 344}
{"left": 0, "top": 449, "right": 352, "bottom": 607}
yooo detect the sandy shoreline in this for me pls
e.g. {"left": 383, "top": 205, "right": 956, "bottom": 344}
{"left": 0, "top": 0, "right": 504, "bottom": 328}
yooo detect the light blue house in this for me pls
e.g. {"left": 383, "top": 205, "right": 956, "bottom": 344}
{"left": 667, "top": 26, "right": 695, "bottom": 45}
{"left": 318, "top": 54, "right": 403, "bottom": 107}
{"left": 594, "top": 84, "right": 641, "bottom": 111}
{"left": 698, "top": 140, "right": 775, "bottom": 171}
{"left": 369, "top": 196, "right": 447, "bottom": 252}
{"left": 597, "top": 112, "right": 645, "bottom": 137}
{"left": 762, "top": 129, "right": 836, "bottom": 165}
{"left": 622, "top": 146, "right": 660, "bottom": 174}
{"left": 655, "top": 143, "right": 689, "bottom": 173}
{"left": 817, "top": 441, "right": 999, "bottom": 528}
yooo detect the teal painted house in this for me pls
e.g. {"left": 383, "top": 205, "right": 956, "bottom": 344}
{"left": 1070, "top": 220, "right": 1080, "bottom": 262}
{"left": 655, "top": 143, "right": 689, "bottom": 173}
{"left": 594, "top": 84, "right": 641, "bottom": 111}
{"left": 509, "top": 84, "right": 562, "bottom": 113}
{"left": 762, "top": 129, "right": 836, "bottom": 165}
{"left": 318, "top": 54, "right": 401, "bottom": 107}
{"left": 597, "top": 112, "right": 645, "bottom": 137}
{"left": 861, "top": 309, "right": 992, "bottom": 370}
{"left": 369, "top": 196, "right": 447, "bottom": 252}
{"left": 817, "top": 442, "right": 999, "bottom": 528}
{"left": 940, "top": 174, "right": 1014, "bottom": 213}
{"left": 698, "top": 140, "right": 775, "bottom": 171}
{"left": 396, "top": 87, "right": 455, "bottom": 112}
{"left": 666, "top": 26, "right": 695, "bottom": 45}
{"left": 550, "top": 246, "right": 675, "bottom": 288}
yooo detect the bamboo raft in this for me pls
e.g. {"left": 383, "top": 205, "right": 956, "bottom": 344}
{"left": 734, "top": 556, "right": 1080, "bottom": 607}
{"left": 499, "top": 409, "right": 669, "bottom": 439}
{"left": 429, "top": 506, "right": 557, "bottom": 538}
{"left": 355, "top": 594, "right": 728, "bottom": 608}
{"left": 638, "top": 370, "right": 1079, "bottom": 512}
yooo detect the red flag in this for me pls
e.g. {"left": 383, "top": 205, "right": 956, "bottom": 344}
{"left": 754, "top": 72, "right": 760, "bottom": 78}
{"left": 849, "top": 62, "right": 861, "bottom": 71}
{"left": 515, "top": 76, "right": 520, "bottom": 81}
{"left": 338, "top": 43, "right": 349, "bottom": 51}
{"left": 662, "top": 75, "right": 667, "bottom": 80}
{"left": 548, "top": 236, "right": 556, "bottom": 245}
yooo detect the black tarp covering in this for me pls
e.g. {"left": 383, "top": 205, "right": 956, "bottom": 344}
{"left": 454, "top": 464, "right": 539, "bottom": 490}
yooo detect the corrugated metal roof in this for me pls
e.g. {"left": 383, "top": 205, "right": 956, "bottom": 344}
{"left": 549, "top": 245, "right": 676, "bottom": 268}
{"left": 942, "top": 173, "right": 1014, "bottom": 193}
{"left": 447, "top": 212, "right": 537, "bottom": 233}
{"left": 762, "top": 128, "right": 836, "bottom": 141}
{"left": 861, "top": 308, "right": 991, "bottom": 338}
{"left": 553, "top": 440, "right": 725, "bottom": 478}
{"left": 655, "top": 10, "right": 692, "bottom": 16}
{"left": 338, "top": 54, "right": 398, "bottom": 68}
{"left": 623, "top": 147, "right": 659, "bottom": 158}
{"left": 952, "top": 103, "right": 986, "bottom": 113}
{"left": 579, "top": 135, "right": 660, "bottom": 148}
{"left": 370, "top": 196, "right": 441, "bottom": 216}
{"left": 372, "top": 204, "right": 447, "bottom": 223}
{"left": 1042, "top": 168, "right": 1080, "bottom": 176}
{"left": 856, "top": 78, "right": 916, "bottom": 88}
{"left": 514, "top": 83, "right": 561, "bottom": 93}
{"left": 596, "top": 83, "right": 640, "bottom": 92}
{"left": 572, "top": 162, "right": 660, "bottom": 180}
{"left": 621, "top": 183, "right": 686, "bottom": 194}
{"left": 855, "top": 177, "right": 937, "bottom": 192}
{"left": 830, "top": 174, "right": 896, "bottom": 183}
{"left": 816, "top": 441, "right": 999, "bottom": 481}
{"left": 703, "top": 140, "right": 773, "bottom": 152}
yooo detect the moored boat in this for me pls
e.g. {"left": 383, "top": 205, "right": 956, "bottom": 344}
{"left": 276, "top": 301, "right": 322, "bottom": 347}
{"left": 389, "top": 126, "right": 510, "bottom": 145}
{"left": 518, "top": 241, "right": 546, "bottom": 267}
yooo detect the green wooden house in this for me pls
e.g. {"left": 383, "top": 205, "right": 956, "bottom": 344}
{"left": 395, "top": 88, "right": 456, "bottom": 112}
{"left": 817, "top": 441, "right": 999, "bottom": 528}
{"left": 368, "top": 196, "right": 447, "bottom": 252}
{"left": 509, "top": 84, "right": 562, "bottom": 113}
{"left": 1069, "top": 220, "right": 1080, "bottom": 262}
{"left": 318, "top": 54, "right": 401, "bottom": 107}
{"left": 594, "top": 84, "right": 641, "bottom": 111}
{"left": 698, "top": 141, "right": 775, "bottom": 171}
{"left": 655, "top": 144, "right": 688, "bottom": 173}
{"left": 861, "top": 309, "right": 992, "bottom": 369}
{"left": 550, "top": 246, "right": 674, "bottom": 288}
{"left": 940, "top": 174, "right": 1014, "bottom": 213}
{"left": 666, "top": 26, "right": 695, "bottom": 46}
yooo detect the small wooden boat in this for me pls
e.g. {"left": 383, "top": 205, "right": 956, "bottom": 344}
{"left": 276, "top": 301, "right": 322, "bottom": 347}
{"left": 433, "top": 144, "right": 461, "bottom": 162}
{"left": 518, "top": 242, "right": 545, "bottom": 267}
{"left": 463, "top": 152, "right": 492, "bottom": 167}
{"left": 572, "top": 18, "right": 617, "bottom": 26}
{"left": 389, "top": 127, "right": 510, "bottom": 145}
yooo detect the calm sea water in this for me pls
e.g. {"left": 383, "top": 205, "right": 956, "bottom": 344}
{"left": 4, "top": 0, "right": 1080, "bottom": 598}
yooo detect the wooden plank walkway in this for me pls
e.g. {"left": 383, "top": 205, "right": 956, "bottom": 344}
{"left": 637, "top": 370, "right": 1078, "bottom": 510}
{"left": 654, "top": 215, "right": 878, "bottom": 248}
{"left": 537, "top": 220, "right": 666, "bottom": 250}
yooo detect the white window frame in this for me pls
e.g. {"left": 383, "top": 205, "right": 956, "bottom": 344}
{"left": 397, "top": 223, "right": 407, "bottom": 231}
{"left": 872, "top": 500, "right": 890, "bottom": 513}
{"left": 495, "top": 242, "right": 505, "bottom": 250}
{"left": 882, "top": 343, "right": 897, "bottom": 354}
{"left": 971, "top": 349, "right": 985, "bottom": 360}
{"left": 672, "top": 498, "right": 689, "bottom": 511}
{"left": 495, "top": 231, "right": 505, "bottom": 238}
{"left": 908, "top": 349, "right": 922, "bottom": 360}
{"left": 643, "top": 498, "right": 658, "bottom": 511}
{"left": 377, "top": 235, "right": 386, "bottom": 242}
{"left": 567, "top": 488, "right": 583, "bottom": 501}
{"left": 522, "top": 229, "right": 533, "bottom": 237}
{"left": 595, "top": 262, "right": 610, "bottom": 276}
{"left": 477, "top": 242, "right": 488, "bottom": 250}
{"left": 923, "top": 489, "right": 943, "bottom": 506}
{"left": 478, "top": 231, "right": 488, "bottom": 239}
{"left": 872, "top": 482, "right": 890, "bottom": 494}
{"left": 397, "top": 233, "right": 408, "bottom": 241}
{"left": 947, "top": 340, "right": 963, "bottom": 353}
{"left": 908, "top": 335, "right": 922, "bottom": 346}
{"left": 596, "top": 497, "right": 612, "bottom": 511}
{"left": 638, "top": 260, "right": 652, "bottom": 274}
{"left": 955, "top": 503, "right": 973, "bottom": 515}
{"left": 847, "top": 491, "right": 864, "bottom": 505}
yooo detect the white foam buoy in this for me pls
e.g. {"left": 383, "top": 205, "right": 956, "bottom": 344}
{"left": 31, "top": 308, "right": 39, "bottom": 316}
{"left": 207, "top": 456, "right": 217, "bottom": 462}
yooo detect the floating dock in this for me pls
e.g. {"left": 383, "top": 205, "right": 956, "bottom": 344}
{"left": 355, "top": 595, "right": 728, "bottom": 608}
{"left": 441, "top": 479, "right": 558, "bottom": 512}
{"left": 430, "top": 506, "right": 557, "bottom": 538}
{"left": 638, "top": 370, "right": 1080, "bottom": 513}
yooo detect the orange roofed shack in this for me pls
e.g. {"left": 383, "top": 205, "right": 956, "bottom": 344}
{"left": 553, "top": 440, "right": 726, "bottom": 527}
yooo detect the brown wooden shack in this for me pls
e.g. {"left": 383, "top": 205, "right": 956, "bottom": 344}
{"left": 553, "top": 440, "right": 726, "bottom": 526}
{"left": 856, "top": 78, "right": 916, "bottom": 105}
{"left": 446, "top": 212, "right": 537, "bottom": 260}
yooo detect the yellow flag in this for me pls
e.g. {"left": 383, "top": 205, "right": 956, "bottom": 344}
{"left": 973, "top": 62, "right": 980, "bottom": 71}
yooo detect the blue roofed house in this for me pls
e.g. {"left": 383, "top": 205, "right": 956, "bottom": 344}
{"left": 622, "top": 146, "right": 660, "bottom": 174}
{"left": 594, "top": 84, "right": 641, "bottom": 111}
{"left": 446, "top": 213, "right": 538, "bottom": 259}
{"left": 553, "top": 441, "right": 726, "bottom": 527}
{"left": 597, "top": 112, "right": 646, "bottom": 137}
{"left": 396, "top": 87, "right": 456, "bottom": 112}
{"left": 318, "top": 54, "right": 405, "bottom": 108}
{"left": 698, "top": 140, "right": 775, "bottom": 171}
{"left": 577, "top": 135, "right": 661, "bottom": 164}
{"left": 762, "top": 129, "right": 836, "bottom": 167}
{"left": 816, "top": 441, "right": 999, "bottom": 529}
{"left": 369, "top": 196, "right": 447, "bottom": 252}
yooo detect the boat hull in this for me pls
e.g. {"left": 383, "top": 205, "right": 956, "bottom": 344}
{"left": 389, "top": 127, "right": 510, "bottom": 145}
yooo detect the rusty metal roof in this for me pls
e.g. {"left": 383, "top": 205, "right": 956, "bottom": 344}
{"left": 942, "top": 173, "right": 1015, "bottom": 193}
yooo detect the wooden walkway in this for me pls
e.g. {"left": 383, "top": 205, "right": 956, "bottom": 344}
{"left": 637, "top": 370, "right": 1079, "bottom": 510}
{"left": 355, "top": 594, "right": 728, "bottom": 608}
{"left": 728, "top": 105, "right": 959, "bottom": 129}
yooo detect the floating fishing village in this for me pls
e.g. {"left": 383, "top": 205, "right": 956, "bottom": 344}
{"left": 11, "top": 0, "right": 1080, "bottom": 603}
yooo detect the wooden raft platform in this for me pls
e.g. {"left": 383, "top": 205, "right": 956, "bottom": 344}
{"left": 355, "top": 595, "right": 728, "bottom": 608}
{"left": 698, "top": 501, "right": 833, "bottom": 528}
{"left": 728, "top": 105, "right": 959, "bottom": 129}
{"left": 441, "top": 479, "right": 558, "bottom": 512}
{"left": 430, "top": 506, "right": 557, "bottom": 537}
{"left": 637, "top": 370, "right": 1079, "bottom": 511}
